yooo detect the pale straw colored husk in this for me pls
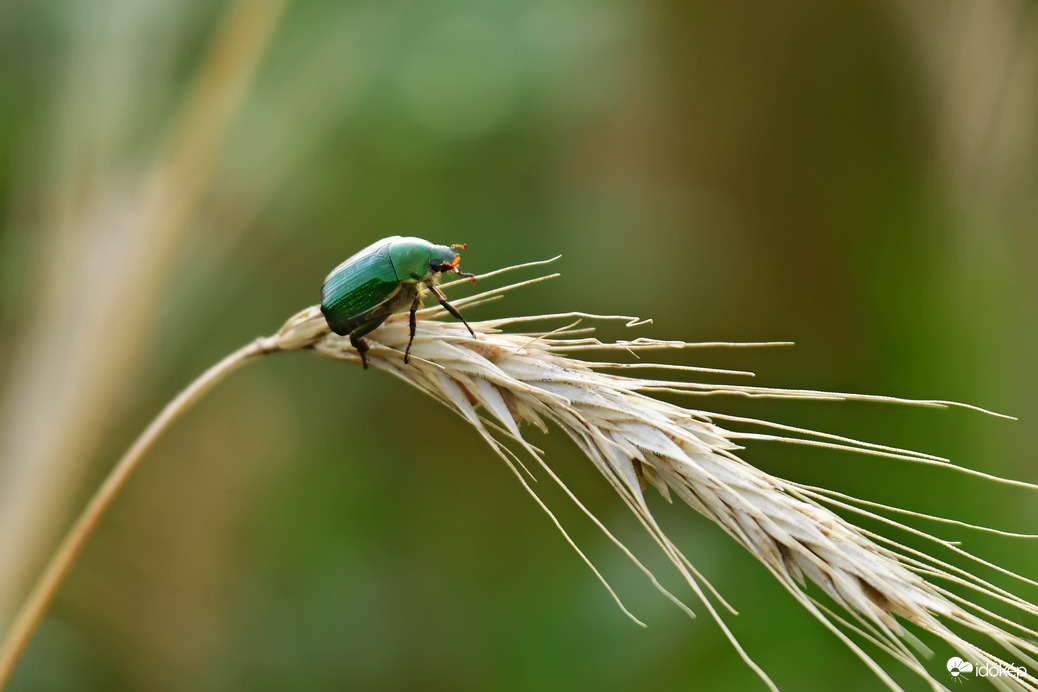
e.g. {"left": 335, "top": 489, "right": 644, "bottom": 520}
{"left": 275, "top": 258, "right": 1038, "bottom": 692}
{"left": 2, "top": 259, "right": 1034, "bottom": 691}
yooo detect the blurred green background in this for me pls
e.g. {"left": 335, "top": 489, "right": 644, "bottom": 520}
{"left": 1, "top": 1, "right": 1036, "bottom": 690}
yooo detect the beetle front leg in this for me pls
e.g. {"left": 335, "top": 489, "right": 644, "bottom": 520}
{"left": 427, "top": 284, "right": 476, "bottom": 338}
{"left": 455, "top": 269, "right": 477, "bottom": 285}
{"left": 404, "top": 291, "right": 423, "bottom": 364}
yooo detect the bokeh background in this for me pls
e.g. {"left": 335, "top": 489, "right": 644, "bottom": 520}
{"left": 1, "top": 1, "right": 1036, "bottom": 690}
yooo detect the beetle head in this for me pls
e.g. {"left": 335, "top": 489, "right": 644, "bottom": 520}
{"left": 428, "top": 243, "right": 476, "bottom": 283}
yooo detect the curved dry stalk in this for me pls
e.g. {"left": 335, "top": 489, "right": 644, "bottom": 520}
{"left": 1, "top": 263, "right": 1035, "bottom": 691}
{"left": 0, "top": 338, "right": 280, "bottom": 686}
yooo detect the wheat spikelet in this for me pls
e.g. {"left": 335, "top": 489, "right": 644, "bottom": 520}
{"left": 4, "top": 259, "right": 1032, "bottom": 690}
{"left": 274, "top": 261, "right": 1038, "bottom": 691}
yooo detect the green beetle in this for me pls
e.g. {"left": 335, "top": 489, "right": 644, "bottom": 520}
{"left": 320, "top": 236, "right": 477, "bottom": 368}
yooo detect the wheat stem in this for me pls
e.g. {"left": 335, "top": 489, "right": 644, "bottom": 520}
{"left": 0, "top": 337, "right": 278, "bottom": 688}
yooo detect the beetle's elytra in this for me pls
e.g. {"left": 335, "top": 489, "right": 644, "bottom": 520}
{"left": 320, "top": 236, "right": 477, "bottom": 368}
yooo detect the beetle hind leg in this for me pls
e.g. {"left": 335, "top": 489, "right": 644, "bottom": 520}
{"left": 348, "top": 332, "right": 370, "bottom": 369}
{"left": 348, "top": 320, "right": 383, "bottom": 369}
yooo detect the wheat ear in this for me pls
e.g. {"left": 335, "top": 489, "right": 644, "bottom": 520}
{"left": 1, "top": 258, "right": 1035, "bottom": 691}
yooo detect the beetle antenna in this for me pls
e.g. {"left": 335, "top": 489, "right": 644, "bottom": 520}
{"left": 451, "top": 243, "right": 468, "bottom": 251}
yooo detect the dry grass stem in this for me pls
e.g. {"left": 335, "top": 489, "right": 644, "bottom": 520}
{"left": 2, "top": 259, "right": 1034, "bottom": 691}
{"left": 0, "top": 339, "right": 277, "bottom": 687}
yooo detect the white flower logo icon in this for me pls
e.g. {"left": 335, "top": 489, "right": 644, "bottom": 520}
{"left": 947, "top": 657, "right": 974, "bottom": 681}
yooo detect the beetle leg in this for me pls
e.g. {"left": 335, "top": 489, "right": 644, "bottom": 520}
{"left": 455, "top": 269, "right": 477, "bottom": 285}
{"left": 427, "top": 283, "right": 476, "bottom": 338}
{"left": 348, "top": 319, "right": 384, "bottom": 370}
{"left": 349, "top": 332, "right": 370, "bottom": 369}
{"left": 404, "top": 290, "right": 423, "bottom": 364}
{"left": 446, "top": 254, "right": 477, "bottom": 284}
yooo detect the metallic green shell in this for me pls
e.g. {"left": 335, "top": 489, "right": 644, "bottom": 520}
{"left": 388, "top": 237, "right": 437, "bottom": 281}
{"left": 320, "top": 236, "right": 439, "bottom": 335}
